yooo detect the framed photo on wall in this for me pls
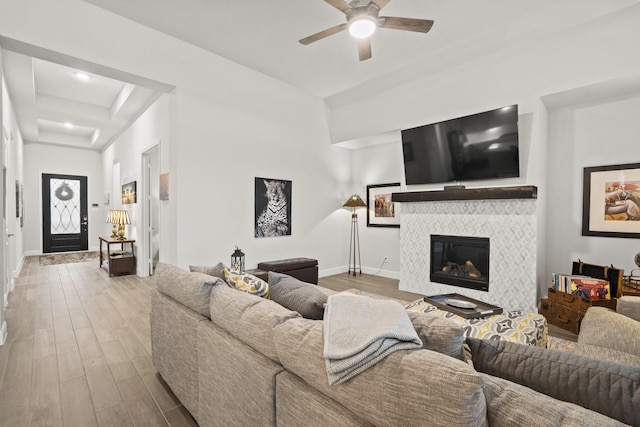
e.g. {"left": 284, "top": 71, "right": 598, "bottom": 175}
{"left": 366, "top": 183, "right": 401, "bottom": 228}
{"left": 254, "top": 177, "right": 292, "bottom": 238}
{"left": 122, "top": 181, "right": 137, "bottom": 204}
{"left": 160, "top": 173, "right": 170, "bottom": 200}
{"left": 582, "top": 162, "right": 640, "bottom": 238}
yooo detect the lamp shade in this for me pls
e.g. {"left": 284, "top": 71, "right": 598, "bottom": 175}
{"left": 117, "top": 210, "right": 131, "bottom": 225}
{"left": 105, "top": 210, "right": 116, "bottom": 223}
{"left": 343, "top": 194, "right": 367, "bottom": 209}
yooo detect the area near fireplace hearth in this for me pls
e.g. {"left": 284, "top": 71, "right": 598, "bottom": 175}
{"left": 394, "top": 186, "right": 538, "bottom": 313}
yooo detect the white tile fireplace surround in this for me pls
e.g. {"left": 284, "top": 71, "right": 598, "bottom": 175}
{"left": 395, "top": 187, "right": 538, "bottom": 313}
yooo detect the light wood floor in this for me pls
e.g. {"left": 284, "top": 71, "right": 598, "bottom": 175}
{"left": 0, "top": 257, "right": 196, "bottom": 427}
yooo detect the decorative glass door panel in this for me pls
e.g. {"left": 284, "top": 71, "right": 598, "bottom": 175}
{"left": 42, "top": 174, "right": 88, "bottom": 253}
{"left": 50, "top": 178, "right": 81, "bottom": 234}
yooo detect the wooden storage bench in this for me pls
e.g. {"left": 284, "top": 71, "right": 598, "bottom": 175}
{"left": 257, "top": 257, "right": 318, "bottom": 284}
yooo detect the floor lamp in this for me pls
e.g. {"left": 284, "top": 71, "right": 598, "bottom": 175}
{"left": 343, "top": 194, "right": 367, "bottom": 276}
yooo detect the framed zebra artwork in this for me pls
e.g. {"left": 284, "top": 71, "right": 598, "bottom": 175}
{"left": 255, "top": 177, "right": 292, "bottom": 238}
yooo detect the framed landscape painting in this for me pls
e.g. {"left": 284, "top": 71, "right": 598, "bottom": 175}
{"left": 122, "top": 181, "right": 137, "bottom": 205}
{"left": 582, "top": 162, "right": 640, "bottom": 238}
{"left": 366, "top": 183, "right": 401, "bottom": 228}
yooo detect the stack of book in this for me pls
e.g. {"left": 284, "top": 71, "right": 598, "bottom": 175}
{"left": 551, "top": 273, "right": 611, "bottom": 300}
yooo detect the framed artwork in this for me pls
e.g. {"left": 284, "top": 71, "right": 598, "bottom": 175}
{"left": 160, "top": 173, "right": 170, "bottom": 200}
{"left": 122, "top": 181, "right": 137, "bottom": 204}
{"left": 367, "top": 183, "right": 401, "bottom": 228}
{"left": 582, "top": 163, "right": 640, "bottom": 238}
{"left": 15, "top": 180, "right": 20, "bottom": 218}
{"left": 254, "top": 177, "right": 292, "bottom": 238}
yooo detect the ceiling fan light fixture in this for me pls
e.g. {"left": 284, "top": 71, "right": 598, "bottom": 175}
{"left": 348, "top": 15, "right": 377, "bottom": 39}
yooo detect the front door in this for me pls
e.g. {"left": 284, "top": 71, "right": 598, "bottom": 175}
{"left": 42, "top": 173, "right": 88, "bottom": 253}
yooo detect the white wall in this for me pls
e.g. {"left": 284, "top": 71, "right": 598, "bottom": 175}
{"left": 546, "top": 93, "right": 640, "bottom": 278}
{"left": 1, "top": 50, "right": 25, "bottom": 345}
{"left": 3, "top": 0, "right": 639, "bottom": 285}
{"left": 0, "top": 0, "right": 352, "bottom": 274}
{"left": 5, "top": 81, "right": 24, "bottom": 280}
{"left": 23, "top": 143, "right": 102, "bottom": 254}
{"left": 350, "top": 141, "right": 404, "bottom": 278}
{"left": 343, "top": 5, "right": 640, "bottom": 287}
{"left": 101, "top": 95, "right": 170, "bottom": 274}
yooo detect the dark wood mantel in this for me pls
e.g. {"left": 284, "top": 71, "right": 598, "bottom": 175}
{"left": 392, "top": 185, "right": 537, "bottom": 203}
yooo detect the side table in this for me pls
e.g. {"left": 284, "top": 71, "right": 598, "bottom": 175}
{"left": 99, "top": 236, "right": 136, "bottom": 276}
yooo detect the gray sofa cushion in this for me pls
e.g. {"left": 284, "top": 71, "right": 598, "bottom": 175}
{"left": 274, "top": 317, "right": 487, "bottom": 427}
{"left": 209, "top": 283, "right": 300, "bottom": 362}
{"left": 407, "top": 311, "right": 464, "bottom": 359}
{"left": 480, "top": 373, "right": 628, "bottom": 427}
{"left": 616, "top": 296, "right": 640, "bottom": 322}
{"left": 268, "top": 272, "right": 327, "bottom": 320}
{"left": 276, "top": 371, "right": 372, "bottom": 427}
{"left": 189, "top": 262, "right": 226, "bottom": 279}
{"left": 151, "top": 291, "right": 204, "bottom": 420}
{"left": 467, "top": 338, "right": 640, "bottom": 426}
{"left": 574, "top": 343, "right": 640, "bottom": 368}
{"left": 156, "top": 262, "right": 224, "bottom": 318}
{"left": 579, "top": 307, "right": 640, "bottom": 357}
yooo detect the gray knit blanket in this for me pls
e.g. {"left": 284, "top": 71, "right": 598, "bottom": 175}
{"left": 323, "top": 294, "right": 422, "bottom": 385}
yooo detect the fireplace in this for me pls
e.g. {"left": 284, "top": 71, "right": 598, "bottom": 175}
{"left": 430, "top": 235, "right": 490, "bottom": 292}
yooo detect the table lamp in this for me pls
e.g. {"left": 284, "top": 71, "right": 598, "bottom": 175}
{"left": 105, "top": 210, "right": 118, "bottom": 238}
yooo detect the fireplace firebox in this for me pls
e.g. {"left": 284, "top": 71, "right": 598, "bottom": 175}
{"left": 430, "top": 235, "right": 490, "bottom": 292}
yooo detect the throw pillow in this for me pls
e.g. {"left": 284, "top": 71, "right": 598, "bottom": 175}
{"left": 224, "top": 268, "right": 270, "bottom": 298}
{"left": 466, "top": 337, "right": 640, "bottom": 426}
{"left": 268, "top": 271, "right": 327, "bottom": 320}
{"left": 407, "top": 311, "right": 464, "bottom": 359}
{"left": 189, "top": 262, "right": 227, "bottom": 279}
{"left": 156, "top": 262, "right": 225, "bottom": 318}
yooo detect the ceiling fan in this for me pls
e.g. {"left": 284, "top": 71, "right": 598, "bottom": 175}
{"left": 299, "top": 0, "right": 434, "bottom": 61}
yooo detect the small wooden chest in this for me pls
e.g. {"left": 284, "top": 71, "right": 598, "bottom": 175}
{"left": 545, "top": 287, "right": 617, "bottom": 334}
{"left": 540, "top": 260, "right": 623, "bottom": 334}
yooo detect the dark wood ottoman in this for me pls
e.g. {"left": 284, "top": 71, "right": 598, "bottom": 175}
{"left": 257, "top": 258, "right": 318, "bottom": 284}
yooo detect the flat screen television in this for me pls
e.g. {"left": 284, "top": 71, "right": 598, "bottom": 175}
{"left": 401, "top": 105, "right": 519, "bottom": 185}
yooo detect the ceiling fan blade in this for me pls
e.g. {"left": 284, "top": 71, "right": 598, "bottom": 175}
{"left": 358, "top": 38, "right": 372, "bottom": 61}
{"left": 325, "top": 0, "right": 352, "bottom": 13}
{"left": 379, "top": 16, "right": 434, "bottom": 33}
{"left": 370, "top": 0, "right": 391, "bottom": 10}
{"left": 299, "top": 23, "right": 348, "bottom": 45}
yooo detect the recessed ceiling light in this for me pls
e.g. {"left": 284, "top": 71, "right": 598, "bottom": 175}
{"left": 75, "top": 72, "right": 90, "bottom": 82}
{"left": 63, "top": 122, "right": 74, "bottom": 129}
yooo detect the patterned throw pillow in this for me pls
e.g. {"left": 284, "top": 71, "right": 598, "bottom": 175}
{"left": 223, "top": 268, "right": 270, "bottom": 298}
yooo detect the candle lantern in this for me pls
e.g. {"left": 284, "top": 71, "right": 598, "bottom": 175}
{"left": 231, "top": 246, "right": 245, "bottom": 272}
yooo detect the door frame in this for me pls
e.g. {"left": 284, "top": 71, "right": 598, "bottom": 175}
{"left": 140, "top": 141, "right": 160, "bottom": 277}
{"left": 41, "top": 173, "right": 89, "bottom": 253}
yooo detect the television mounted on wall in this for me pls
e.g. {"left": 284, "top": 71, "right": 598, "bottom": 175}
{"left": 401, "top": 105, "right": 520, "bottom": 186}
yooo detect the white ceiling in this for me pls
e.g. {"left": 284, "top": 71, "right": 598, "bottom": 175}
{"left": 2, "top": 0, "right": 638, "bottom": 151}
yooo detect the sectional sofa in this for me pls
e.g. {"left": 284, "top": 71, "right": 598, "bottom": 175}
{"left": 150, "top": 263, "right": 640, "bottom": 426}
